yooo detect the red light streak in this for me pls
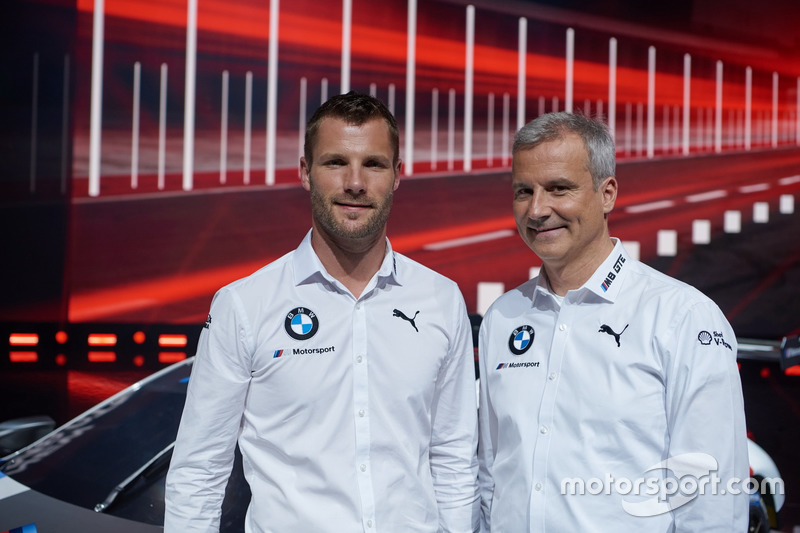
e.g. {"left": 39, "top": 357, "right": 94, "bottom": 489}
{"left": 158, "top": 334, "right": 188, "bottom": 347}
{"left": 88, "top": 351, "right": 117, "bottom": 363}
{"left": 10, "top": 351, "right": 38, "bottom": 363}
{"left": 784, "top": 366, "right": 800, "bottom": 376}
{"left": 9, "top": 333, "right": 39, "bottom": 346}
{"left": 88, "top": 334, "right": 118, "bottom": 346}
{"left": 159, "top": 352, "right": 187, "bottom": 364}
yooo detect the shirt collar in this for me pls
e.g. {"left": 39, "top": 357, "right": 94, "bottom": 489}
{"left": 532, "top": 238, "right": 631, "bottom": 305}
{"left": 292, "top": 230, "right": 401, "bottom": 292}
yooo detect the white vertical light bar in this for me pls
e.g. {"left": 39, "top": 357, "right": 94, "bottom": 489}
{"left": 244, "top": 71, "right": 253, "bottom": 184}
{"left": 369, "top": 83, "right": 377, "bottom": 97}
{"left": 298, "top": 77, "right": 307, "bottom": 171}
{"left": 88, "top": 0, "right": 105, "bottom": 197}
{"left": 266, "top": 0, "right": 279, "bottom": 186}
{"left": 662, "top": 105, "right": 669, "bottom": 153}
{"left": 447, "top": 88, "right": 455, "bottom": 171}
{"left": 321, "top": 78, "right": 329, "bottom": 103}
{"left": 636, "top": 102, "right": 643, "bottom": 155}
{"left": 780, "top": 194, "right": 795, "bottom": 214}
{"left": 158, "top": 63, "right": 168, "bottom": 190}
{"left": 30, "top": 53, "right": 39, "bottom": 193}
{"left": 715, "top": 60, "right": 722, "bottom": 153}
{"left": 431, "top": 88, "right": 438, "bottom": 171}
{"left": 464, "top": 5, "right": 474, "bottom": 172}
{"left": 597, "top": 99, "right": 603, "bottom": 119}
{"left": 220, "top": 70, "right": 229, "bottom": 184}
{"left": 405, "top": 0, "right": 417, "bottom": 176}
{"left": 132, "top": 61, "right": 141, "bottom": 188}
{"left": 61, "top": 54, "right": 71, "bottom": 194}
{"left": 538, "top": 96, "right": 544, "bottom": 115}
{"left": 745, "top": 67, "right": 752, "bottom": 150}
{"left": 502, "top": 92, "right": 510, "bottom": 166}
{"left": 724, "top": 210, "right": 741, "bottom": 233}
{"left": 477, "top": 282, "right": 505, "bottom": 316}
{"left": 487, "top": 93, "right": 494, "bottom": 167}
{"left": 517, "top": 17, "right": 527, "bottom": 130}
{"left": 657, "top": 229, "right": 678, "bottom": 257}
{"left": 624, "top": 102, "right": 632, "bottom": 155}
{"left": 388, "top": 83, "right": 396, "bottom": 114}
{"left": 341, "top": 0, "right": 352, "bottom": 94}
{"left": 608, "top": 38, "right": 617, "bottom": 140}
{"left": 682, "top": 53, "right": 691, "bottom": 155}
{"left": 753, "top": 202, "right": 769, "bottom": 223}
{"left": 692, "top": 220, "right": 711, "bottom": 244}
{"left": 772, "top": 72, "right": 779, "bottom": 148}
{"left": 565, "top": 28, "right": 574, "bottom": 113}
{"left": 182, "top": 0, "right": 197, "bottom": 191}
{"left": 646, "top": 46, "right": 655, "bottom": 158}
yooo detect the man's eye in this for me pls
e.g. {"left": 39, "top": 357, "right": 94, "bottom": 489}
{"left": 514, "top": 189, "right": 531, "bottom": 199}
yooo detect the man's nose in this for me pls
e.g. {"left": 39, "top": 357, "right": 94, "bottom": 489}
{"left": 344, "top": 166, "right": 366, "bottom": 195}
{"left": 527, "top": 189, "right": 551, "bottom": 219}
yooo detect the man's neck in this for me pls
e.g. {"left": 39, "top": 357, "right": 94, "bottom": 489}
{"left": 542, "top": 237, "right": 615, "bottom": 296}
{"left": 310, "top": 228, "right": 387, "bottom": 299}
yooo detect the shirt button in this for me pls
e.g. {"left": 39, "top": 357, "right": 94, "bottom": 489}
{"left": 535, "top": 482, "right": 543, "bottom": 491}
{"left": 367, "top": 520, "right": 373, "bottom": 528}
{"left": 559, "top": 324, "right": 567, "bottom": 331}
{"left": 360, "top": 464, "right": 367, "bottom": 472}
{"left": 540, "top": 426, "right": 548, "bottom": 434}
{"left": 548, "top": 372, "right": 557, "bottom": 381}
{"left": 356, "top": 356, "right": 363, "bottom": 363}
{"left": 358, "top": 409, "right": 365, "bottom": 417}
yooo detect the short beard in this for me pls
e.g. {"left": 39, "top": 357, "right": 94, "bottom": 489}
{"left": 309, "top": 180, "right": 393, "bottom": 241}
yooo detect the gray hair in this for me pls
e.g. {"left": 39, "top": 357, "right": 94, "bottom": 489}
{"left": 512, "top": 112, "right": 615, "bottom": 189}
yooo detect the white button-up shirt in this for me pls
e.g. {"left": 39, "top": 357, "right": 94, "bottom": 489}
{"left": 478, "top": 239, "right": 748, "bottom": 532}
{"left": 166, "top": 231, "right": 479, "bottom": 532}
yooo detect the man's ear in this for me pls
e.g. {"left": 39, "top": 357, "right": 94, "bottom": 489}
{"left": 300, "top": 157, "right": 311, "bottom": 192}
{"left": 601, "top": 176, "right": 617, "bottom": 216}
{"left": 394, "top": 159, "right": 402, "bottom": 191}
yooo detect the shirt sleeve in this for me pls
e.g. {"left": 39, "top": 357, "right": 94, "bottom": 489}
{"left": 164, "top": 287, "right": 253, "bottom": 532}
{"left": 663, "top": 298, "right": 749, "bottom": 532}
{"left": 429, "top": 292, "right": 480, "bottom": 533}
{"left": 476, "top": 313, "right": 495, "bottom": 533}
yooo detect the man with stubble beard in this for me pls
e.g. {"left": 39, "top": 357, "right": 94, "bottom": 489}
{"left": 165, "top": 92, "right": 479, "bottom": 532}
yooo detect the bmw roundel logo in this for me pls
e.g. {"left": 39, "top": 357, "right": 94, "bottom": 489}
{"left": 508, "top": 325, "right": 535, "bottom": 355}
{"left": 285, "top": 307, "right": 319, "bottom": 340}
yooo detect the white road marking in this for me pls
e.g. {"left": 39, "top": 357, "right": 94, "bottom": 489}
{"left": 625, "top": 200, "right": 675, "bottom": 213}
{"left": 424, "top": 229, "right": 515, "bottom": 251}
{"left": 686, "top": 189, "right": 727, "bottom": 203}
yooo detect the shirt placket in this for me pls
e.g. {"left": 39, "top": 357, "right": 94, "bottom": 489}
{"left": 529, "top": 301, "right": 568, "bottom": 531}
{"left": 352, "top": 298, "right": 376, "bottom": 531}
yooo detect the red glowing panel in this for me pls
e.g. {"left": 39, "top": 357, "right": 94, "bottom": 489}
{"left": 784, "top": 366, "right": 800, "bottom": 376}
{"left": 88, "top": 334, "right": 118, "bottom": 346}
{"left": 9, "top": 333, "right": 39, "bottom": 346}
{"left": 159, "top": 352, "right": 187, "bottom": 364}
{"left": 88, "top": 351, "right": 117, "bottom": 363}
{"left": 158, "top": 334, "right": 188, "bottom": 347}
{"left": 55, "top": 331, "right": 68, "bottom": 344}
{"left": 133, "top": 331, "right": 146, "bottom": 344}
{"left": 10, "top": 351, "right": 38, "bottom": 363}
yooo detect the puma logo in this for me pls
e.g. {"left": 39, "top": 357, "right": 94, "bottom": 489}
{"left": 393, "top": 309, "right": 420, "bottom": 332}
{"left": 599, "top": 324, "right": 628, "bottom": 347}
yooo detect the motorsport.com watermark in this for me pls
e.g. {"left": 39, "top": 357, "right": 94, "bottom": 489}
{"left": 559, "top": 453, "right": 784, "bottom": 517}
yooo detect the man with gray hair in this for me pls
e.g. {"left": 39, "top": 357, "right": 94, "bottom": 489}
{"left": 477, "top": 112, "right": 748, "bottom": 531}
